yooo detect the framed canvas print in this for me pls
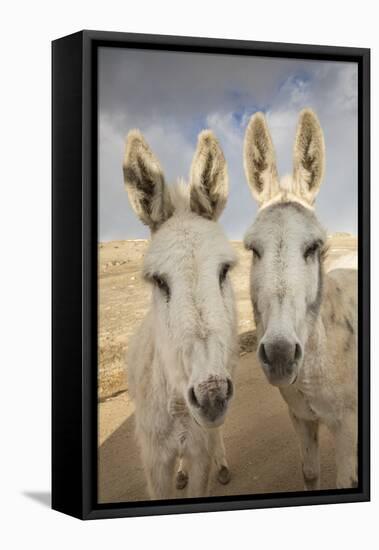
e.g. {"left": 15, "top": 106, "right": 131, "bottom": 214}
{"left": 52, "top": 30, "right": 370, "bottom": 520}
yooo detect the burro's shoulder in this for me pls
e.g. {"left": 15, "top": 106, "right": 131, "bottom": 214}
{"left": 326, "top": 266, "right": 357, "bottom": 284}
{"left": 324, "top": 268, "right": 357, "bottom": 310}
{"left": 321, "top": 268, "right": 357, "bottom": 351}
{"left": 321, "top": 268, "right": 357, "bottom": 394}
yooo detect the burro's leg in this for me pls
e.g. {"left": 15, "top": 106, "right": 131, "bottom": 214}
{"left": 209, "top": 427, "right": 231, "bottom": 485}
{"left": 333, "top": 410, "right": 357, "bottom": 489}
{"left": 186, "top": 451, "right": 212, "bottom": 498}
{"left": 167, "top": 394, "right": 189, "bottom": 490}
{"left": 176, "top": 455, "right": 189, "bottom": 490}
{"left": 176, "top": 429, "right": 229, "bottom": 491}
{"left": 140, "top": 435, "right": 176, "bottom": 500}
{"left": 185, "top": 432, "right": 212, "bottom": 498}
{"left": 289, "top": 410, "right": 320, "bottom": 490}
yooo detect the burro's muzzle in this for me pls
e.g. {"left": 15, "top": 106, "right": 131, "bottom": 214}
{"left": 258, "top": 333, "right": 303, "bottom": 386}
{"left": 188, "top": 375, "right": 234, "bottom": 428}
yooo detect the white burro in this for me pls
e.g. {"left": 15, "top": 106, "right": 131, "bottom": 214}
{"left": 123, "top": 129, "right": 238, "bottom": 499}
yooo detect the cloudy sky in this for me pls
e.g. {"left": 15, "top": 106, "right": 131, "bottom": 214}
{"left": 98, "top": 47, "right": 358, "bottom": 241}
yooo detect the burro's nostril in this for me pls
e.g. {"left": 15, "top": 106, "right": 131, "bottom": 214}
{"left": 226, "top": 378, "right": 234, "bottom": 400}
{"left": 188, "top": 386, "right": 200, "bottom": 408}
{"left": 294, "top": 342, "right": 302, "bottom": 362}
{"left": 259, "top": 342, "right": 269, "bottom": 365}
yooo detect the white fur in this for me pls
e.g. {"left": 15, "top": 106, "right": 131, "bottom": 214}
{"left": 124, "top": 130, "right": 238, "bottom": 499}
{"left": 243, "top": 109, "right": 358, "bottom": 489}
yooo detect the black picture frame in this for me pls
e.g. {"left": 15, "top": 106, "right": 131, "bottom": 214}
{"left": 52, "top": 30, "right": 370, "bottom": 520}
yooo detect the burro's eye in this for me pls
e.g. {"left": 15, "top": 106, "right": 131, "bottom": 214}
{"left": 219, "top": 263, "right": 230, "bottom": 286}
{"left": 152, "top": 274, "right": 170, "bottom": 300}
{"left": 244, "top": 235, "right": 261, "bottom": 260}
{"left": 304, "top": 241, "right": 320, "bottom": 261}
{"left": 251, "top": 247, "right": 261, "bottom": 260}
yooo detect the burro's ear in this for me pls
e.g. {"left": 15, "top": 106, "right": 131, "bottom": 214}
{"left": 189, "top": 130, "right": 228, "bottom": 221}
{"left": 243, "top": 112, "right": 279, "bottom": 206}
{"left": 123, "top": 130, "right": 174, "bottom": 231}
{"left": 293, "top": 109, "right": 325, "bottom": 205}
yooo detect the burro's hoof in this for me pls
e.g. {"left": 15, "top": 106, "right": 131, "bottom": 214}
{"left": 217, "top": 465, "right": 231, "bottom": 485}
{"left": 176, "top": 470, "right": 189, "bottom": 490}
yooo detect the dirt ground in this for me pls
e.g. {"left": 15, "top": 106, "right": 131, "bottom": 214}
{"left": 98, "top": 233, "right": 357, "bottom": 503}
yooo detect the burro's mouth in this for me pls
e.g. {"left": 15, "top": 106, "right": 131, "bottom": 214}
{"left": 190, "top": 409, "right": 227, "bottom": 429}
{"left": 259, "top": 359, "right": 300, "bottom": 387}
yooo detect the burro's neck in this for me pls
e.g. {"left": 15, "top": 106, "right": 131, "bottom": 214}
{"left": 306, "top": 312, "right": 327, "bottom": 353}
{"left": 299, "top": 313, "right": 328, "bottom": 386}
{"left": 146, "top": 310, "right": 183, "bottom": 396}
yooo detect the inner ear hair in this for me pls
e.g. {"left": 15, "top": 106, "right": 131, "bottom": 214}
{"left": 123, "top": 130, "right": 174, "bottom": 231}
{"left": 189, "top": 130, "right": 228, "bottom": 221}
{"left": 244, "top": 112, "right": 279, "bottom": 205}
{"left": 293, "top": 109, "right": 325, "bottom": 204}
